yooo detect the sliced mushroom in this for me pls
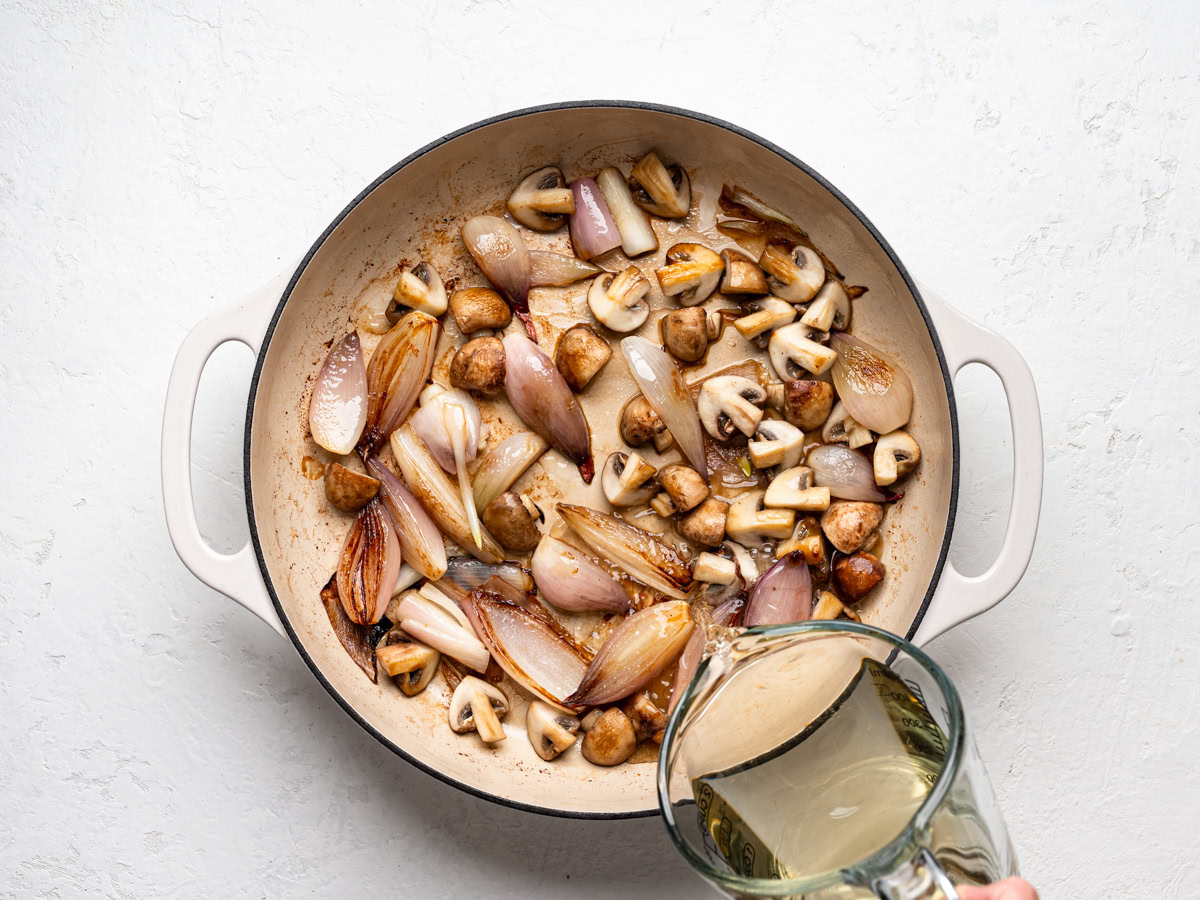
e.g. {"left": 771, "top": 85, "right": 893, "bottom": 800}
{"left": 555, "top": 323, "right": 612, "bottom": 391}
{"left": 769, "top": 323, "right": 836, "bottom": 380}
{"left": 820, "top": 500, "right": 884, "bottom": 554}
{"left": 800, "top": 280, "right": 851, "bottom": 331}
{"left": 777, "top": 516, "right": 826, "bottom": 565}
{"left": 697, "top": 375, "right": 767, "bottom": 440}
{"left": 622, "top": 693, "right": 667, "bottom": 742}
{"left": 677, "top": 496, "right": 729, "bottom": 547}
{"left": 759, "top": 244, "right": 824, "bottom": 303}
{"left": 587, "top": 268, "right": 650, "bottom": 333}
{"left": 481, "top": 491, "right": 542, "bottom": 551}
{"left": 448, "top": 675, "right": 509, "bottom": 743}
{"left": 732, "top": 297, "right": 796, "bottom": 341}
{"left": 449, "top": 287, "right": 511, "bottom": 335}
{"left": 375, "top": 629, "right": 440, "bottom": 697}
{"left": 450, "top": 336, "right": 506, "bottom": 393}
{"left": 726, "top": 490, "right": 795, "bottom": 543}
{"left": 391, "top": 261, "right": 447, "bottom": 317}
{"left": 833, "top": 551, "right": 885, "bottom": 600}
{"left": 324, "top": 462, "right": 380, "bottom": 512}
{"left": 811, "top": 589, "right": 845, "bottom": 620}
{"left": 581, "top": 708, "right": 637, "bottom": 766}
{"left": 782, "top": 380, "right": 836, "bottom": 431}
{"left": 693, "top": 551, "right": 737, "bottom": 585}
{"left": 763, "top": 465, "right": 831, "bottom": 512}
{"left": 602, "top": 451, "right": 659, "bottom": 507}
{"left": 823, "top": 401, "right": 873, "bottom": 449}
{"left": 748, "top": 419, "right": 804, "bottom": 471}
{"left": 526, "top": 700, "right": 580, "bottom": 761}
{"left": 657, "top": 464, "right": 709, "bottom": 512}
{"left": 619, "top": 394, "right": 667, "bottom": 447}
{"left": 660, "top": 307, "right": 710, "bottom": 363}
{"left": 655, "top": 243, "right": 724, "bottom": 306}
{"left": 649, "top": 492, "right": 678, "bottom": 518}
{"left": 720, "top": 248, "right": 769, "bottom": 295}
{"left": 629, "top": 151, "right": 691, "bottom": 218}
{"left": 506, "top": 166, "right": 575, "bottom": 231}
{"left": 874, "top": 431, "right": 921, "bottom": 485}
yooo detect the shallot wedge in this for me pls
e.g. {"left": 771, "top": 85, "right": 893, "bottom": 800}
{"left": 528, "top": 249, "right": 603, "bottom": 287}
{"left": 444, "top": 402, "right": 482, "bottom": 548}
{"left": 462, "top": 215, "right": 535, "bottom": 341}
{"left": 309, "top": 332, "right": 368, "bottom": 455}
{"left": 336, "top": 499, "right": 401, "bottom": 625}
{"left": 566, "top": 601, "right": 694, "bottom": 707}
{"left": 472, "top": 432, "right": 548, "bottom": 513}
{"left": 743, "top": 550, "right": 812, "bottom": 626}
{"left": 620, "top": 336, "right": 707, "bottom": 478}
{"left": 390, "top": 425, "right": 504, "bottom": 563}
{"left": 408, "top": 388, "right": 482, "bottom": 474}
{"left": 360, "top": 311, "right": 438, "bottom": 458}
{"left": 557, "top": 504, "right": 693, "bottom": 599}
{"left": 368, "top": 458, "right": 448, "bottom": 581}
{"left": 462, "top": 593, "right": 590, "bottom": 712}
{"left": 668, "top": 594, "right": 744, "bottom": 714}
{"left": 435, "top": 558, "right": 535, "bottom": 603}
{"left": 531, "top": 536, "right": 630, "bottom": 613}
{"left": 320, "top": 575, "right": 376, "bottom": 682}
{"left": 503, "top": 334, "right": 594, "bottom": 483}
{"left": 829, "top": 332, "right": 914, "bottom": 435}
{"left": 807, "top": 444, "right": 888, "bottom": 502}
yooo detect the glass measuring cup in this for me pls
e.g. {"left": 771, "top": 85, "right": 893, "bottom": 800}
{"left": 657, "top": 621, "right": 1018, "bottom": 899}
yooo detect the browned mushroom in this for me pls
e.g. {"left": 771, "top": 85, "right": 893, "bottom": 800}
{"left": 450, "top": 336, "right": 506, "bottom": 393}
{"left": 619, "top": 394, "right": 667, "bottom": 447}
{"left": 581, "top": 708, "right": 637, "bottom": 766}
{"left": 677, "top": 496, "right": 730, "bottom": 547}
{"left": 555, "top": 324, "right": 612, "bottom": 392}
{"left": 833, "top": 551, "right": 885, "bottom": 600}
{"left": 657, "top": 464, "right": 710, "bottom": 513}
{"left": 449, "top": 287, "right": 511, "bottom": 335}
{"left": 622, "top": 692, "right": 667, "bottom": 742}
{"left": 324, "top": 462, "right": 380, "bottom": 512}
{"left": 782, "top": 380, "right": 835, "bottom": 432}
{"left": 660, "top": 307, "right": 712, "bottom": 363}
{"left": 820, "top": 501, "right": 884, "bottom": 555}
{"left": 720, "top": 248, "right": 769, "bottom": 295}
{"left": 481, "top": 491, "right": 542, "bottom": 551}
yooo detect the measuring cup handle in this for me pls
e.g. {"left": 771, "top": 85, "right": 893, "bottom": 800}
{"left": 872, "top": 847, "right": 960, "bottom": 900}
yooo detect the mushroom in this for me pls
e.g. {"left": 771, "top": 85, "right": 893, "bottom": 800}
{"left": 581, "top": 708, "right": 637, "bottom": 766}
{"left": 649, "top": 492, "right": 677, "bottom": 518}
{"left": 782, "top": 380, "right": 835, "bottom": 431}
{"left": 481, "top": 491, "right": 542, "bottom": 551}
{"left": 677, "top": 497, "right": 729, "bottom": 547}
{"left": 622, "top": 693, "right": 667, "bottom": 742}
{"left": 811, "top": 589, "right": 845, "bottom": 620}
{"left": 619, "top": 394, "right": 667, "bottom": 447}
{"left": 655, "top": 465, "right": 707, "bottom": 513}
{"left": 555, "top": 323, "right": 612, "bottom": 391}
{"left": 720, "top": 248, "right": 769, "bottom": 295}
{"left": 874, "top": 431, "right": 921, "bottom": 486}
{"left": 800, "top": 280, "right": 851, "bottom": 332}
{"left": 820, "top": 500, "right": 884, "bottom": 554}
{"left": 769, "top": 323, "right": 837, "bottom": 379}
{"left": 693, "top": 551, "right": 737, "bottom": 585}
{"left": 526, "top": 700, "right": 580, "bottom": 761}
{"left": 375, "top": 629, "right": 440, "bottom": 697}
{"left": 628, "top": 151, "right": 691, "bottom": 218}
{"left": 324, "top": 462, "right": 380, "bottom": 512}
{"left": 660, "top": 307, "right": 713, "bottom": 363}
{"left": 763, "top": 465, "right": 831, "bottom": 512}
{"left": 726, "top": 490, "right": 795, "bottom": 543}
{"left": 448, "top": 675, "right": 510, "bottom": 743}
{"left": 602, "top": 451, "right": 659, "bottom": 507}
{"left": 833, "top": 551, "right": 886, "bottom": 601}
{"left": 654, "top": 243, "right": 725, "bottom": 306}
{"left": 506, "top": 166, "right": 575, "bottom": 231}
{"left": 759, "top": 244, "right": 824, "bottom": 303}
{"left": 823, "top": 401, "right": 874, "bottom": 449}
{"left": 449, "top": 287, "right": 512, "bottom": 335}
{"left": 587, "top": 268, "right": 651, "bottom": 333}
{"left": 391, "top": 261, "right": 447, "bottom": 317}
{"left": 732, "top": 297, "right": 796, "bottom": 341}
{"left": 579, "top": 708, "right": 604, "bottom": 732}
{"left": 697, "top": 375, "right": 767, "bottom": 440}
{"left": 777, "top": 516, "right": 826, "bottom": 565}
{"left": 747, "top": 419, "right": 804, "bottom": 471}
{"left": 450, "top": 336, "right": 506, "bottom": 393}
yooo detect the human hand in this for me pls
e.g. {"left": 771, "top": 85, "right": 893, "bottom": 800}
{"left": 956, "top": 878, "right": 1039, "bottom": 900}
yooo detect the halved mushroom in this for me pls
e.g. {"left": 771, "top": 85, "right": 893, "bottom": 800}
{"left": 650, "top": 492, "right": 678, "bottom": 518}
{"left": 720, "top": 248, "right": 769, "bottom": 295}
{"left": 747, "top": 419, "right": 804, "bottom": 470}
{"left": 602, "top": 451, "right": 659, "bottom": 506}
{"left": 657, "top": 464, "right": 710, "bottom": 513}
{"left": 759, "top": 244, "right": 824, "bottom": 303}
{"left": 811, "top": 589, "right": 845, "bottom": 620}
{"left": 526, "top": 700, "right": 580, "bottom": 761}
{"left": 391, "top": 261, "right": 447, "bottom": 317}
{"left": 450, "top": 336, "right": 506, "bottom": 393}
{"left": 620, "top": 394, "right": 667, "bottom": 447}
{"left": 678, "top": 496, "right": 729, "bottom": 547}
{"left": 726, "top": 490, "right": 795, "bottom": 543}
{"left": 324, "top": 462, "right": 380, "bottom": 512}
{"left": 833, "top": 551, "right": 885, "bottom": 600}
{"left": 449, "top": 287, "right": 512, "bottom": 335}
{"left": 820, "top": 500, "right": 884, "bottom": 554}
{"left": 448, "top": 675, "right": 509, "bottom": 743}
{"left": 628, "top": 151, "right": 691, "bottom": 218}
{"left": 622, "top": 693, "right": 667, "bottom": 742}
{"left": 660, "top": 307, "right": 712, "bottom": 363}
{"left": 581, "top": 708, "right": 637, "bottom": 766}
{"left": 777, "top": 516, "right": 825, "bottom": 565}
{"left": 732, "top": 297, "right": 797, "bottom": 341}
{"left": 555, "top": 323, "right": 612, "bottom": 391}
{"left": 506, "top": 166, "right": 575, "bottom": 231}
{"left": 769, "top": 323, "right": 837, "bottom": 379}
{"left": 587, "top": 268, "right": 650, "bottom": 333}
{"left": 874, "top": 431, "right": 921, "bottom": 485}
{"left": 763, "top": 465, "right": 831, "bottom": 512}
{"left": 697, "top": 375, "right": 767, "bottom": 440}
{"left": 782, "top": 380, "right": 836, "bottom": 431}
{"left": 800, "top": 280, "right": 851, "bottom": 332}
{"left": 823, "top": 401, "right": 874, "bottom": 449}
{"left": 693, "top": 551, "right": 737, "bottom": 585}
{"left": 655, "top": 243, "right": 725, "bottom": 306}
{"left": 375, "top": 629, "right": 440, "bottom": 697}
{"left": 481, "top": 491, "right": 542, "bottom": 551}
{"left": 579, "top": 708, "right": 604, "bottom": 732}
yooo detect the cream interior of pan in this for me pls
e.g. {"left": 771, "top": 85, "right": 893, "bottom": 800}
{"left": 248, "top": 106, "right": 954, "bottom": 816}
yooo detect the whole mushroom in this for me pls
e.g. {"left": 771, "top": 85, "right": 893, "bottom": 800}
{"left": 555, "top": 324, "right": 612, "bottom": 391}
{"left": 449, "top": 287, "right": 512, "bottom": 335}
{"left": 782, "top": 380, "right": 835, "bottom": 431}
{"left": 619, "top": 394, "right": 667, "bottom": 447}
{"left": 581, "top": 708, "right": 638, "bottom": 766}
{"left": 820, "top": 500, "right": 884, "bottom": 554}
{"left": 324, "top": 462, "right": 380, "bottom": 512}
{"left": 833, "top": 551, "right": 886, "bottom": 600}
{"left": 450, "top": 336, "right": 506, "bottom": 393}
{"left": 660, "top": 307, "right": 716, "bottom": 363}
{"left": 481, "top": 491, "right": 542, "bottom": 551}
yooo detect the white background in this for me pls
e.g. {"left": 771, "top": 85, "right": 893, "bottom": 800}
{"left": 3, "top": 1, "right": 1198, "bottom": 897}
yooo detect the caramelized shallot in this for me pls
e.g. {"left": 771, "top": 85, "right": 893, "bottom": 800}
{"left": 336, "top": 499, "right": 400, "bottom": 625}
{"left": 743, "top": 551, "right": 812, "bottom": 626}
{"left": 462, "top": 215, "right": 535, "bottom": 341}
{"left": 530, "top": 536, "right": 630, "bottom": 614}
{"left": 360, "top": 311, "right": 438, "bottom": 458}
{"left": 556, "top": 504, "right": 693, "bottom": 599}
{"left": 309, "top": 332, "right": 367, "bottom": 455}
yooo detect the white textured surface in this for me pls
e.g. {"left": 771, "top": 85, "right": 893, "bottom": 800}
{"left": 2, "top": 1, "right": 1198, "bottom": 897}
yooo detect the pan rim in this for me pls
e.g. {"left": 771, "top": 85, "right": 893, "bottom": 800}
{"left": 242, "top": 99, "right": 961, "bottom": 820}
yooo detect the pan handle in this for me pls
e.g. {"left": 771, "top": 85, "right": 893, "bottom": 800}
{"left": 912, "top": 284, "right": 1043, "bottom": 646}
{"left": 161, "top": 266, "right": 295, "bottom": 639}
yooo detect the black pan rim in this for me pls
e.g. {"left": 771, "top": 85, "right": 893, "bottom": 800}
{"left": 241, "top": 99, "right": 961, "bottom": 820}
